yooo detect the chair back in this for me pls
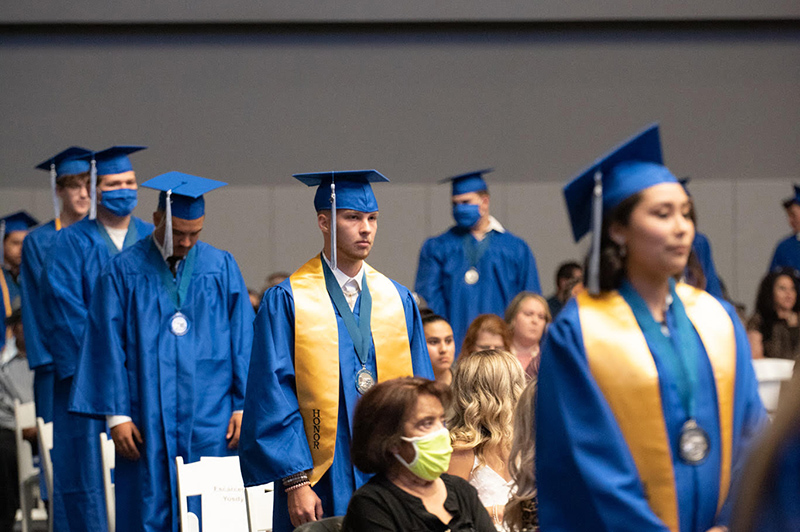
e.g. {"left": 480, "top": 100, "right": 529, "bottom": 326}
{"left": 99, "top": 432, "right": 116, "bottom": 532}
{"left": 13, "top": 400, "right": 39, "bottom": 532}
{"left": 752, "top": 358, "right": 795, "bottom": 413}
{"left": 293, "top": 516, "right": 344, "bottom": 531}
{"left": 36, "top": 417, "right": 54, "bottom": 532}
{"left": 244, "top": 482, "right": 273, "bottom": 532}
{"left": 175, "top": 455, "right": 249, "bottom": 532}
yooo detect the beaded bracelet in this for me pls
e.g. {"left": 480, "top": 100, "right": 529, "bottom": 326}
{"left": 285, "top": 480, "right": 311, "bottom": 493}
{"left": 282, "top": 472, "right": 309, "bottom": 488}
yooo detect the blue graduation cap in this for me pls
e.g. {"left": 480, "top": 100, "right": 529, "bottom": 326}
{"left": 563, "top": 124, "right": 678, "bottom": 293}
{"left": 35, "top": 147, "right": 93, "bottom": 222}
{"left": 142, "top": 171, "right": 227, "bottom": 258}
{"left": 0, "top": 211, "right": 39, "bottom": 247}
{"left": 89, "top": 146, "right": 147, "bottom": 220}
{"left": 294, "top": 169, "right": 389, "bottom": 270}
{"left": 793, "top": 185, "right": 800, "bottom": 205}
{"left": 439, "top": 169, "right": 492, "bottom": 196}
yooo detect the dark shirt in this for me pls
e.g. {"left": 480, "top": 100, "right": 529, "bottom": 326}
{"left": 342, "top": 473, "right": 496, "bottom": 532}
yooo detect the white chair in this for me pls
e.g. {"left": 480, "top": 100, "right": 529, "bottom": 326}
{"left": 244, "top": 482, "right": 274, "bottom": 532}
{"left": 36, "top": 416, "right": 53, "bottom": 532}
{"left": 752, "top": 358, "right": 795, "bottom": 414}
{"left": 13, "top": 400, "right": 47, "bottom": 532}
{"left": 99, "top": 432, "right": 116, "bottom": 532}
{"left": 175, "top": 455, "right": 249, "bottom": 532}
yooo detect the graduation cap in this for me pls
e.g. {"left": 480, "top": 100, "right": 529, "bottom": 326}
{"left": 35, "top": 147, "right": 93, "bottom": 223}
{"left": 0, "top": 211, "right": 39, "bottom": 248}
{"left": 141, "top": 171, "right": 227, "bottom": 259}
{"left": 88, "top": 146, "right": 147, "bottom": 220}
{"left": 563, "top": 124, "right": 678, "bottom": 294}
{"left": 294, "top": 169, "right": 389, "bottom": 270}
{"left": 439, "top": 169, "right": 492, "bottom": 196}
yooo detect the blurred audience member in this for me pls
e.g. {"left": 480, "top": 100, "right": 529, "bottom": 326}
{"left": 545, "top": 262, "right": 582, "bottom": 318}
{"left": 263, "top": 271, "right": 290, "bottom": 292}
{"left": 504, "top": 380, "right": 539, "bottom": 532}
{"left": 248, "top": 288, "right": 261, "bottom": 313}
{"left": 422, "top": 314, "right": 455, "bottom": 385}
{"left": 747, "top": 267, "right": 800, "bottom": 360}
{"left": 461, "top": 314, "right": 512, "bottom": 357}
{"left": 447, "top": 350, "right": 526, "bottom": 530}
{"left": 505, "top": 293, "right": 551, "bottom": 379}
{"left": 342, "top": 377, "right": 495, "bottom": 532}
{"left": 769, "top": 187, "right": 800, "bottom": 274}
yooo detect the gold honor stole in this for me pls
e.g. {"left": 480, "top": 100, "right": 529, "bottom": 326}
{"left": 577, "top": 284, "right": 735, "bottom": 532}
{"left": 291, "top": 256, "right": 414, "bottom": 485}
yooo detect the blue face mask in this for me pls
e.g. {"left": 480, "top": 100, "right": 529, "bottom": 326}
{"left": 452, "top": 203, "right": 481, "bottom": 229}
{"left": 100, "top": 188, "right": 138, "bottom": 217}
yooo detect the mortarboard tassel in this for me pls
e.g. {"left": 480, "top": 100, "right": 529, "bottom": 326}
{"left": 164, "top": 189, "right": 174, "bottom": 259}
{"left": 330, "top": 172, "right": 337, "bottom": 271}
{"left": 50, "top": 162, "right": 61, "bottom": 223}
{"left": 588, "top": 170, "right": 603, "bottom": 295}
{"left": 89, "top": 154, "right": 97, "bottom": 220}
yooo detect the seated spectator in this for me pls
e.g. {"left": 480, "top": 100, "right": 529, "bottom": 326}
{"left": 248, "top": 288, "right": 261, "bottom": 313}
{"left": 342, "top": 377, "right": 495, "bottom": 532}
{"left": 504, "top": 380, "right": 539, "bottom": 532}
{"left": 505, "top": 293, "right": 551, "bottom": 379}
{"left": 747, "top": 267, "right": 800, "bottom": 360}
{"left": 545, "top": 261, "right": 582, "bottom": 318}
{"left": 422, "top": 314, "right": 456, "bottom": 385}
{"left": 461, "top": 314, "right": 512, "bottom": 357}
{"left": 262, "top": 271, "right": 289, "bottom": 292}
{"left": 446, "top": 350, "right": 526, "bottom": 530}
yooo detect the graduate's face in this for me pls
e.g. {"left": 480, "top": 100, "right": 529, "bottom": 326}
{"left": 424, "top": 320, "right": 455, "bottom": 375}
{"left": 56, "top": 174, "right": 91, "bottom": 217}
{"left": 153, "top": 211, "right": 204, "bottom": 258}
{"left": 3, "top": 231, "right": 27, "bottom": 269}
{"left": 512, "top": 296, "right": 549, "bottom": 346}
{"left": 451, "top": 191, "right": 490, "bottom": 218}
{"left": 319, "top": 209, "right": 378, "bottom": 264}
{"left": 611, "top": 183, "right": 694, "bottom": 281}
{"left": 97, "top": 171, "right": 137, "bottom": 192}
{"left": 786, "top": 203, "right": 800, "bottom": 233}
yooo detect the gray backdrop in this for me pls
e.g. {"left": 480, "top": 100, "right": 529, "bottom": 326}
{"left": 1, "top": 9, "right": 799, "bottom": 309}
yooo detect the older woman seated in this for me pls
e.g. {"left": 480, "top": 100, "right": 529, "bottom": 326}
{"left": 342, "top": 377, "right": 496, "bottom": 532}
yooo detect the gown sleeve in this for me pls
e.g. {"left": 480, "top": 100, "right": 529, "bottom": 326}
{"left": 399, "top": 285, "right": 435, "bottom": 380}
{"left": 519, "top": 240, "right": 541, "bottom": 295}
{"left": 224, "top": 252, "right": 255, "bottom": 411}
{"left": 414, "top": 237, "right": 448, "bottom": 316}
{"left": 535, "top": 303, "right": 670, "bottom": 532}
{"left": 238, "top": 285, "right": 314, "bottom": 487}
{"left": 20, "top": 230, "right": 51, "bottom": 369}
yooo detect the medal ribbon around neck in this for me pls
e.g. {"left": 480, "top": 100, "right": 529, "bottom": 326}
{"left": 321, "top": 258, "right": 372, "bottom": 372}
{"left": 152, "top": 236, "right": 198, "bottom": 312}
{"left": 461, "top": 231, "right": 493, "bottom": 277}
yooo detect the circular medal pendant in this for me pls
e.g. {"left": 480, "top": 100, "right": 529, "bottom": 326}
{"left": 355, "top": 368, "right": 376, "bottom": 395}
{"left": 464, "top": 268, "right": 479, "bottom": 285}
{"left": 678, "top": 419, "right": 710, "bottom": 465}
{"left": 170, "top": 312, "right": 190, "bottom": 336}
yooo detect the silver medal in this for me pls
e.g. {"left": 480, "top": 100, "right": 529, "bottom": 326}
{"left": 170, "top": 312, "right": 189, "bottom": 336}
{"left": 355, "top": 368, "right": 376, "bottom": 395}
{"left": 678, "top": 419, "right": 709, "bottom": 465}
{"left": 464, "top": 268, "right": 479, "bottom": 285}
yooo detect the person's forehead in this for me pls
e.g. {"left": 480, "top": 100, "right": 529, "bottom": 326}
{"left": 452, "top": 191, "right": 481, "bottom": 202}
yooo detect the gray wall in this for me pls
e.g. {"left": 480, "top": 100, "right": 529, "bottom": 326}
{"left": 1, "top": 14, "right": 799, "bottom": 310}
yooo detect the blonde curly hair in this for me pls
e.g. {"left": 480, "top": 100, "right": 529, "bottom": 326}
{"left": 446, "top": 349, "right": 526, "bottom": 465}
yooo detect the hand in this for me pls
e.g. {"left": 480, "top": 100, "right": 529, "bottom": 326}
{"left": 287, "top": 484, "right": 323, "bottom": 527}
{"left": 705, "top": 528, "right": 728, "bottom": 532}
{"left": 226, "top": 412, "right": 243, "bottom": 449}
{"left": 22, "top": 427, "right": 38, "bottom": 443}
{"left": 111, "top": 421, "right": 143, "bottom": 461}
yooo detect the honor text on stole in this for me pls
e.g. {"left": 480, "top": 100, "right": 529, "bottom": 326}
{"left": 312, "top": 409, "right": 321, "bottom": 450}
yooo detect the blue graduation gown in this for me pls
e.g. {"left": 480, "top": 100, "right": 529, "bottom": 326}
{"left": 692, "top": 232, "right": 723, "bottom": 300}
{"left": 415, "top": 226, "right": 540, "bottom": 349}
{"left": 749, "top": 431, "right": 800, "bottom": 531}
{"left": 239, "top": 268, "right": 433, "bottom": 532}
{"left": 535, "top": 288, "right": 767, "bottom": 532}
{"left": 41, "top": 216, "right": 153, "bottom": 532}
{"left": 70, "top": 237, "right": 254, "bottom": 532}
{"left": 769, "top": 234, "right": 800, "bottom": 273}
{"left": 20, "top": 219, "right": 59, "bottom": 423}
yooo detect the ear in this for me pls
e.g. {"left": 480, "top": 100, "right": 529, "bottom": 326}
{"left": 317, "top": 211, "right": 330, "bottom": 235}
{"left": 153, "top": 211, "right": 163, "bottom": 227}
{"left": 608, "top": 222, "right": 626, "bottom": 248}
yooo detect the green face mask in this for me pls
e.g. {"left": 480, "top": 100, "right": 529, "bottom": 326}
{"left": 394, "top": 426, "right": 453, "bottom": 481}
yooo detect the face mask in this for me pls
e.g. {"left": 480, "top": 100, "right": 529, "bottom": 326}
{"left": 394, "top": 426, "right": 453, "bottom": 481}
{"left": 452, "top": 203, "right": 481, "bottom": 229}
{"left": 100, "top": 188, "right": 138, "bottom": 217}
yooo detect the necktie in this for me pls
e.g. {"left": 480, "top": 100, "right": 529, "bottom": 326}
{"left": 166, "top": 257, "right": 181, "bottom": 277}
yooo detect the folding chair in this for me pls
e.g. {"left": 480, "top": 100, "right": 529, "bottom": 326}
{"left": 99, "top": 432, "right": 116, "bottom": 532}
{"left": 36, "top": 417, "right": 53, "bottom": 532}
{"left": 244, "top": 482, "right": 273, "bottom": 532}
{"left": 752, "top": 358, "right": 795, "bottom": 414}
{"left": 175, "top": 455, "right": 249, "bottom": 532}
{"left": 13, "top": 400, "right": 46, "bottom": 532}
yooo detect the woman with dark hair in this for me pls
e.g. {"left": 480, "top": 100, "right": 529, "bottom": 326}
{"left": 422, "top": 314, "right": 456, "bottom": 385}
{"left": 535, "top": 125, "right": 766, "bottom": 532}
{"left": 460, "top": 314, "right": 512, "bottom": 357}
{"left": 342, "top": 377, "right": 495, "bottom": 531}
{"left": 746, "top": 267, "right": 800, "bottom": 360}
